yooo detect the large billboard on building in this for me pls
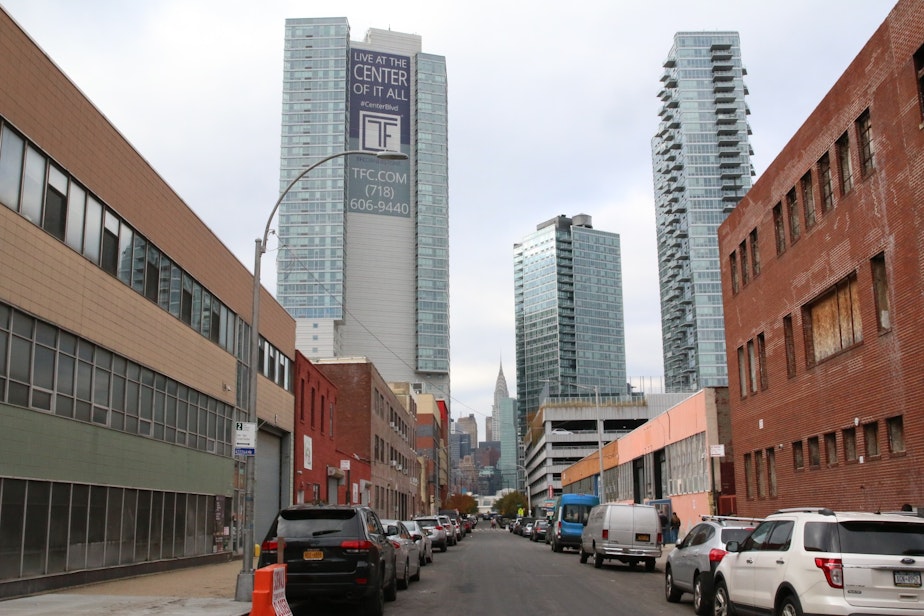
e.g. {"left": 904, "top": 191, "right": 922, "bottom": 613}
{"left": 348, "top": 48, "right": 411, "bottom": 218}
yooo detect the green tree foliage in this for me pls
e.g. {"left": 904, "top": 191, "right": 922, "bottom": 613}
{"left": 444, "top": 493, "right": 478, "bottom": 514}
{"left": 493, "top": 491, "right": 528, "bottom": 517}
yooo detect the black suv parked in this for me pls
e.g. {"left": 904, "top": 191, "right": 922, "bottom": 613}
{"left": 258, "top": 504, "right": 397, "bottom": 616}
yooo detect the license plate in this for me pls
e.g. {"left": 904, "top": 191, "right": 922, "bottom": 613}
{"left": 636, "top": 533, "right": 651, "bottom": 542}
{"left": 894, "top": 571, "right": 922, "bottom": 587}
{"left": 303, "top": 550, "right": 323, "bottom": 561}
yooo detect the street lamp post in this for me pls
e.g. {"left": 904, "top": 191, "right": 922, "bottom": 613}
{"left": 516, "top": 463, "right": 531, "bottom": 515}
{"left": 235, "top": 149, "right": 407, "bottom": 601}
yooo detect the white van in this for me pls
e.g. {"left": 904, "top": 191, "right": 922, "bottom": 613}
{"left": 579, "top": 502, "right": 662, "bottom": 571}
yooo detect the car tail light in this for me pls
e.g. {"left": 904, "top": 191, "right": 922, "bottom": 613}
{"left": 602, "top": 529, "right": 609, "bottom": 540}
{"left": 261, "top": 540, "right": 278, "bottom": 558}
{"left": 814, "top": 557, "right": 844, "bottom": 588}
{"left": 341, "top": 539, "right": 374, "bottom": 553}
{"left": 709, "top": 548, "right": 728, "bottom": 563}
{"left": 435, "top": 525, "right": 444, "bottom": 531}
{"left": 390, "top": 540, "right": 402, "bottom": 549}
{"left": 657, "top": 531, "right": 663, "bottom": 545}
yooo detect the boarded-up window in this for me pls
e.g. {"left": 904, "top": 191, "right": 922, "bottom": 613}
{"left": 871, "top": 253, "right": 891, "bottom": 331}
{"left": 801, "top": 171, "right": 816, "bottom": 229}
{"left": 749, "top": 228, "right": 760, "bottom": 276}
{"left": 757, "top": 333, "right": 768, "bottom": 390}
{"left": 808, "top": 436, "right": 820, "bottom": 467}
{"left": 773, "top": 202, "right": 786, "bottom": 255}
{"left": 843, "top": 427, "right": 857, "bottom": 461}
{"left": 887, "top": 416, "right": 904, "bottom": 453}
{"left": 836, "top": 131, "right": 853, "bottom": 195}
{"left": 792, "top": 441, "right": 804, "bottom": 469}
{"left": 864, "top": 422, "right": 879, "bottom": 457}
{"left": 739, "top": 240, "right": 749, "bottom": 285}
{"left": 766, "top": 447, "right": 777, "bottom": 496}
{"left": 803, "top": 273, "right": 862, "bottom": 366}
{"left": 755, "top": 450, "right": 766, "bottom": 498}
{"left": 786, "top": 188, "right": 801, "bottom": 243}
{"left": 824, "top": 432, "right": 837, "bottom": 466}
{"left": 738, "top": 345, "right": 747, "bottom": 399}
{"left": 783, "top": 315, "right": 796, "bottom": 378}
{"left": 730, "top": 251, "right": 739, "bottom": 294}
{"left": 819, "top": 153, "right": 834, "bottom": 213}
{"left": 747, "top": 339, "right": 758, "bottom": 394}
{"left": 744, "top": 452, "right": 753, "bottom": 498}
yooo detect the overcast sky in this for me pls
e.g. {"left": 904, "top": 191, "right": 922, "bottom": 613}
{"left": 1, "top": 0, "right": 897, "bottom": 436}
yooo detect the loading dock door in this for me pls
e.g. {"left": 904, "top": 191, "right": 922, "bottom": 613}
{"left": 255, "top": 430, "right": 282, "bottom": 541}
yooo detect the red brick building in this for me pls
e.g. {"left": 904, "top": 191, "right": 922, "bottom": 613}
{"left": 315, "top": 358, "right": 421, "bottom": 519}
{"left": 293, "top": 351, "right": 366, "bottom": 505}
{"left": 718, "top": 0, "right": 924, "bottom": 517}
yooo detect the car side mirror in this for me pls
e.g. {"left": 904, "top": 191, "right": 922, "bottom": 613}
{"left": 386, "top": 524, "right": 398, "bottom": 536}
{"left": 725, "top": 540, "right": 740, "bottom": 553}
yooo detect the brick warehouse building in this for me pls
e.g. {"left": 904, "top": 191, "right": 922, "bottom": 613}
{"left": 718, "top": 0, "right": 924, "bottom": 517}
{"left": 315, "top": 358, "right": 422, "bottom": 519}
{"left": 0, "top": 8, "right": 296, "bottom": 595}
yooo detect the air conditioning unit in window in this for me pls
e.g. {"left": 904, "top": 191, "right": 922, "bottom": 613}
{"left": 396, "top": 464, "right": 403, "bottom": 471}
{"left": 390, "top": 460, "right": 397, "bottom": 467}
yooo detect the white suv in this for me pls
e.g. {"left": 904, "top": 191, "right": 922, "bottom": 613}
{"left": 712, "top": 507, "right": 924, "bottom": 616}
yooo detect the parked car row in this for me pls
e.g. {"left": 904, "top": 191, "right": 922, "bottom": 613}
{"left": 528, "top": 500, "right": 924, "bottom": 616}
{"left": 257, "top": 504, "right": 454, "bottom": 616}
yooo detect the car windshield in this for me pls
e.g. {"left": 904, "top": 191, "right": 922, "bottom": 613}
{"left": 277, "top": 509, "right": 359, "bottom": 537}
{"left": 561, "top": 504, "right": 592, "bottom": 524}
{"left": 417, "top": 518, "right": 439, "bottom": 527}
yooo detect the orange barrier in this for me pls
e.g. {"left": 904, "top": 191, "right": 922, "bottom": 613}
{"left": 251, "top": 563, "right": 292, "bottom": 616}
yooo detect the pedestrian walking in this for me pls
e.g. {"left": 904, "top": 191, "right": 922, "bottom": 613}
{"left": 670, "top": 512, "right": 681, "bottom": 544}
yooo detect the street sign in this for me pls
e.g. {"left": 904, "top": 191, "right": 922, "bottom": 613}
{"left": 235, "top": 421, "right": 256, "bottom": 456}
{"left": 709, "top": 444, "right": 726, "bottom": 458}
{"left": 340, "top": 459, "right": 351, "bottom": 471}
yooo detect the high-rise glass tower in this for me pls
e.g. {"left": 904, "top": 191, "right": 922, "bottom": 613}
{"left": 513, "top": 214, "right": 627, "bottom": 436}
{"left": 279, "top": 18, "right": 449, "bottom": 397}
{"left": 651, "top": 32, "right": 753, "bottom": 392}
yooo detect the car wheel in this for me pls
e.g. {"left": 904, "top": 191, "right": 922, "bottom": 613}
{"left": 363, "top": 584, "right": 385, "bottom": 616}
{"left": 579, "top": 546, "right": 589, "bottom": 564}
{"left": 778, "top": 594, "right": 803, "bottom": 616}
{"left": 594, "top": 551, "right": 604, "bottom": 569}
{"left": 411, "top": 560, "right": 421, "bottom": 582}
{"left": 384, "top": 563, "right": 398, "bottom": 602}
{"left": 397, "top": 559, "right": 410, "bottom": 590}
{"left": 693, "top": 574, "right": 711, "bottom": 615}
{"left": 440, "top": 542, "right": 447, "bottom": 553}
{"left": 713, "top": 579, "right": 734, "bottom": 616}
{"left": 665, "top": 566, "right": 683, "bottom": 602}
{"left": 427, "top": 551, "right": 433, "bottom": 563}
{"left": 553, "top": 538, "right": 563, "bottom": 553}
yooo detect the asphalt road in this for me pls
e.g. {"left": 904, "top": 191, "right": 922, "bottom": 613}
{"left": 291, "top": 528, "right": 693, "bottom": 616}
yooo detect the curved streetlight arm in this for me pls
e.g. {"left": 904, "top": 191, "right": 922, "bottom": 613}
{"left": 236, "top": 148, "right": 405, "bottom": 600}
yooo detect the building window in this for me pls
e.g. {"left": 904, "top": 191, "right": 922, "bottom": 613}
{"left": 802, "top": 272, "right": 862, "bottom": 366}
{"left": 786, "top": 188, "right": 801, "bottom": 243}
{"left": 757, "top": 333, "right": 768, "bottom": 390}
{"left": 792, "top": 441, "right": 805, "bottom": 469}
{"left": 730, "top": 251, "right": 739, "bottom": 294}
{"left": 783, "top": 314, "right": 796, "bottom": 378}
{"left": 887, "top": 416, "right": 905, "bottom": 453}
{"left": 843, "top": 427, "right": 857, "bottom": 462}
{"left": 819, "top": 153, "right": 834, "bottom": 213}
{"left": 856, "top": 109, "right": 874, "bottom": 177}
{"left": 749, "top": 228, "right": 760, "bottom": 277}
{"left": 737, "top": 345, "right": 747, "bottom": 399}
{"left": 836, "top": 132, "right": 853, "bottom": 195}
{"left": 744, "top": 452, "right": 754, "bottom": 498}
{"left": 824, "top": 432, "right": 837, "bottom": 466}
{"left": 808, "top": 436, "right": 820, "bottom": 467}
{"left": 916, "top": 44, "right": 924, "bottom": 123}
{"left": 871, "top": 253, "right": 891, "bottom": 332}
{"left": 766, "top": 447, "right": 777, "bottom": 497}
{"left": 773, "top": 202, "right": 786, "bottom": 255}
{"left": 800, "top": 171, "right": 816, "bottom": 230}
{"left": 739, "top": 240, "right": 749, "bottom": 285}
{"left": 756, "top": 450, "right": 766, "bottom": 498}
{"left": 747, "top": 339, "right": 758, "bottom": 394}
{"left": 863, "top": 421, "right": 880, "bottom": 458}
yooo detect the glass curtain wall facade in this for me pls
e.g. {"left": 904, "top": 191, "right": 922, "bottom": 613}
{"left": 651, "top": 32, "right": 753, "bottom": 392}
{"left": 513, "top": 214, "right": 627, "bottom": 437}
{"left": 279, "top": 18, "right": 449, "bottom": 398}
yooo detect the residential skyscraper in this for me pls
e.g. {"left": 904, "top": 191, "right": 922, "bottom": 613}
{"left": 513, "top": 214, "right": 627, "bottom": 436}
{"left": 651, "top": 32, "right": 754, "bottom": 392}
{"left": 279, "top": 18, "right": 449, "bottom": 399}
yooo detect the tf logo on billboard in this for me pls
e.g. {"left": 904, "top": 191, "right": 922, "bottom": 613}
{"left": 360, "top": 112, "right": 401, "bottom": 152}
